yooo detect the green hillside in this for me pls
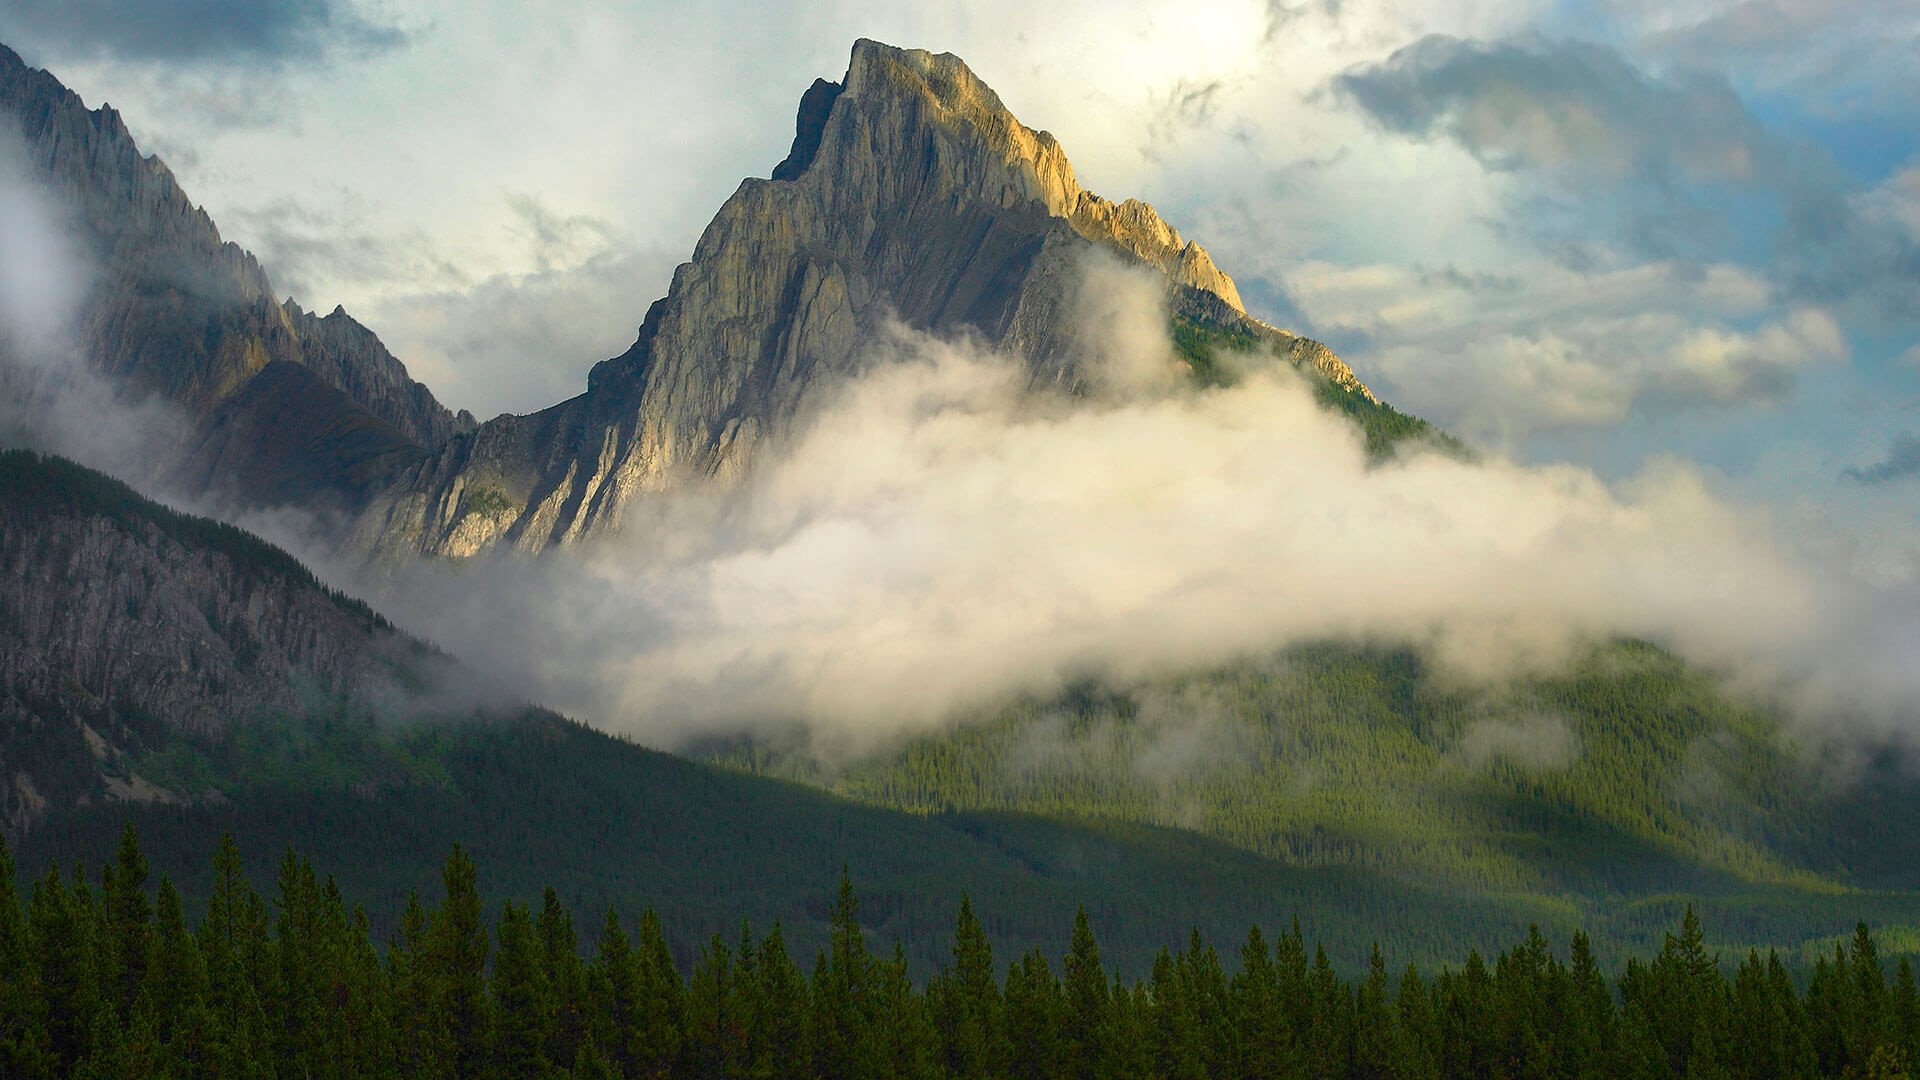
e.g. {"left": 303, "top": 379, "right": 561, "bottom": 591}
{"left": 697, "top": 642, "right": 1920, "bottom": 963}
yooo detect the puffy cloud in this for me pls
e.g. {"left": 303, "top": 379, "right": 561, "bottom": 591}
{"left": 1335, "top": 34, "right": 1779, "bottom": 183}
{"left": 1288, "top": 258, "right": 1845, "bottom": 439}
{"left": 372, "top": 261, "right": 1875, "bottom": 756}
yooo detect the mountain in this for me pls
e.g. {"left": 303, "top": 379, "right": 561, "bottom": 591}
{"left": 347, "top": 40, "right": 1387, "bottom": 560}
{"left": 0, "top": 448, "right": 1573, "bottom": 975}
{"left": 0, "top": 42, "right": 472, "bottom": 514}
{"left": 0, "top": 448, "right": 442, "bottom": 837}
{"left": 3, "top": 37, "right": 1908, "bottom": 976}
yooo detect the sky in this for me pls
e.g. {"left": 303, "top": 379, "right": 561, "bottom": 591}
{"left": 2, "top": 2, "right": 1913, "bottom": 457}
{"left": 1, "top": 0, "right": 1918, "bottom": 742}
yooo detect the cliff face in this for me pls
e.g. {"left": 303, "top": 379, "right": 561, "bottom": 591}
{"left": 0, "top": 450, "right": 435, "bottom": 838}
{"left": 0, "top": 42, "right": 473, "bottom": 504}
{"left": 354, "top": 40, "right": 1376, "bottom": 559}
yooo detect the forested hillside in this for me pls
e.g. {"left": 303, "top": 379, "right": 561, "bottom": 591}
{"left": 701, "top": 643, "right": 1920, "bottom": 961}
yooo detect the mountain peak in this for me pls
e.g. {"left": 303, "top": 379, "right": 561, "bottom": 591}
{"left": 829, "top": 39, "right": 1245, "bottom": 311}
{"left": 354, "top": 39, "right": 1365, "bottom": 559}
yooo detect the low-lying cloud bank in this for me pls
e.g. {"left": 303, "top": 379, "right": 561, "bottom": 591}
{"left": 381, "top": 263, "right": 1910, "bottom": 756}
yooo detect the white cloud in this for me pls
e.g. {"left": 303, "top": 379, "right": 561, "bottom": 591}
{"left": 373, "top": 261, "right": 1874, "bottom": 756}
{"left": 1287, "top": 257, "right": 1845, "bottom": 440}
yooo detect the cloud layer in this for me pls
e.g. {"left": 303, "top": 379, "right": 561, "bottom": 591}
{"left": 370, "top": 262, "right": 1895, "bottom": 758}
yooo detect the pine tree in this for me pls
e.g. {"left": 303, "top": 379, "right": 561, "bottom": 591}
{"left": 1061, "top": 905, "right": 1113, "bottom": 1080}
{"left": 0, "top": 833, "right": 53, "bottom": 1077}
{"left": 1003, "top": 948, "right": 1062, "bottom": 1080}
{"left": 29, "top": 865, "right": 104, "bottom": 1072}
{"left": 1229, "top": 925, "right": 1301, "bottom": 1080}
{"left": 100, "top": 823, "right": 152, "bottom": 1022}
{"left": 875, "top": 941, "right": 938, "bottom": 1080}
{"left": 196, "top": 834, "right": 271, "bottom": 1079}
{"left": 812, "top": 871, "right": 882, "bottom": 1080}
{"left": 424, "top": 844, "right": 491, "bottom": 1080}
{"left": 634, "top": 907, "right": 685, "bottom": 1079}
{"left": 682, "top": 932, "right": 742, "bottom": 1080}
{"left": 1305, "top": 943, "right": 1351, "bottom": 1079}
{"left": 592, "top": 907, "right": 641, "bottom": 1079}
{"left": 1852, "top": 922, "right": 1891, "bottom": 1067}
{"left": 538, "top": 887, "right": 588, "bottom": 1069}
{"left": 492, "top": 900, "right": 557, "bottom": 1079}
{"left": 132, "top": 877, "right": 211, "bottom": 1078}
{"left": 930, "top": 896, "right": 1005, "bottom": 1080}
{"left": 1564, "top": 929, "right": 1614, "bottom": 1080}
{"left": 743, "top": 922, "right": 807, "bottom": 1080}
{"left": 1351, "top": 944, "right": 1395, "bottom": 1080}
{"left": 1392, "top": 964, "right": 1441, "bottom": 1080}
{"left": 1893, "top": 959, "right": 1920, "bottom": 1076}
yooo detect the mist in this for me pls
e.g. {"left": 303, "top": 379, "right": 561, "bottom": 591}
{"left": 376, "top": 258, "right": 1908, "bottom": 758}
{"left": 0, "top": 120, "right": 188, "bottom": 483}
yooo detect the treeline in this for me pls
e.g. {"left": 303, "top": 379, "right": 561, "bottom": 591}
{"left": 4, "top": 827, "right": 1918, "bottom": 1079}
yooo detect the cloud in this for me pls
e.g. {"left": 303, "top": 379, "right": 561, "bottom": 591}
{"left": 0, "top": 0, "right": 407, "bottom": 67}
{"left": 1637, "top": 0, "right": 1920, "bottom": 117}
{"left": 355, "top": 194, "right": 681, "bottom": 418}
{"left": 1458, "top": 714, "right": 1578, "bottom": 772}
{"left": 1844, "top": 435, "right": 1920, "bottom": 486}
{"left": 0, "top": 120, "right": 187, "bottom": 480}
{"left": 0, "top": 127, "right": 86, "bottom": 360}
{"left": 1329, "top": 33, "right": 1919, "bottom": 318}
{"left": 226, "top": 196, "right": 469, "bottom": 303}
{"left": 1287, "top": 258, "right": 1846, "bottom": 439}
{"left": 364, "top": 241, "right": 680, "bottom": 419}
{"left": 362, "top": 256, "right": 1919, "bottom": 758}
{"left": 1143, "top": 78, "right": 1227, "bottom": 158}
{"left": 1334, "top": 34, "right": 1779, "bottom": 183}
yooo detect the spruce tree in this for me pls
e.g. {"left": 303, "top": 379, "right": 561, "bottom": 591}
{"left": 491, "top": 899, "right": 557, "bottom": 1079}
{"left": 1062, "top": 905, "right": 1112, "bottom": 1080}
{"left": 593, "top": 907, "right": 640, "bottom": 1079}
{"left": 538, "top": 887, "right": 588, "bottom": 1069}
{"left": 425, "top": 844, "right": 490, "bottom": 1080}
{"left": 100, "top": 823, "right": 152, "bottom": 1022}
{"left": 931, "top": 896, "right": 1005, "bottom": 1080}
{"left": 0, "top": 832, "right": 53, "bottom": 1076}
{"left": 1003, "top": 948, "right": 1062, "bottom": 1080}
{"left": 744, "top": 922, "right": 808, "bottom": 1080}
{"left": 634, "top": 907, "right": 685, "bottom": 1079}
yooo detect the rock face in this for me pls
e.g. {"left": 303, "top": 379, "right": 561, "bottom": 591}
{"left": 354, "top": 40, "right": 1376, "bottom": 559}
{"left": 0, "top": 42, "right": 473, "bottom": 506}
{"left": 0, "top": 450, "right": 436, "bottom": 838}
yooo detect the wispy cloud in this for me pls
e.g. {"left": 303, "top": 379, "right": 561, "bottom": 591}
{"left": 1844, "top": 434, "right": 1920, "bottom": 486}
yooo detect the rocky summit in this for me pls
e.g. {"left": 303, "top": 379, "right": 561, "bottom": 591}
{"left": 0, "top": 38, "right": 1375, "bottom": 562}
{"left": 347, "top": 40, "right": 1377, "bottom": 560}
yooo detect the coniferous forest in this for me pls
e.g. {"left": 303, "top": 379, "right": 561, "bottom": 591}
{"left": 4, "top": 826, "right": 1918, "bottom": 1079}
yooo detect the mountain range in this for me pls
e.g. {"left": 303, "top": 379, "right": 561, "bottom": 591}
{"left": 1, "top": 37, "right": 1914, "bottom": 975}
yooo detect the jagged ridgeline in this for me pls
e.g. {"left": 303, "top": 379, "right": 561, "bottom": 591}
{"left": 346, "top": 39, "right": 1399, "bottom": 559}
{"left": 0, "top": 43, "right": 473, "bottom": 513}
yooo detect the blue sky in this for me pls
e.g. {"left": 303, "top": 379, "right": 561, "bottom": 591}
{"left": 2, "top": 0, "right": 1916, "bottom": 555}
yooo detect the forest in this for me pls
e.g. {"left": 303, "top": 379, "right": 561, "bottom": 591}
{"left": 3, "top": 826, "right": 1917, "bottom": 1079}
